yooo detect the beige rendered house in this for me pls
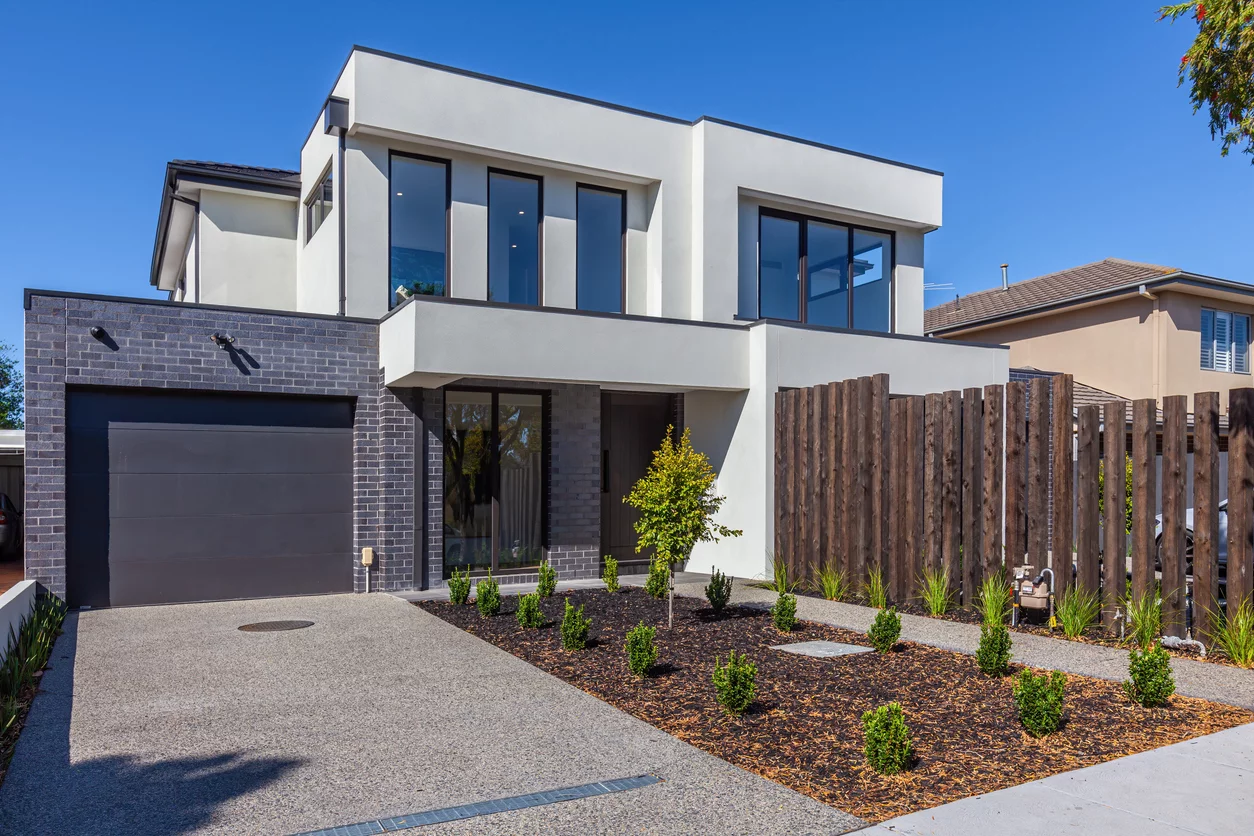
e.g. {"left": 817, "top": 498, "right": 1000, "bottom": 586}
{"left": 925, "top": 258, "right": 1254, "bottom": 412}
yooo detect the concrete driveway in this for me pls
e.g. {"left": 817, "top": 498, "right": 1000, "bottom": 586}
{"left": 0, "top": 593, "right": 861, "bottom": 834}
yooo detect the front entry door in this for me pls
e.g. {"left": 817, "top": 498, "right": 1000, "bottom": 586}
{"left": 601, "top": 392, "right": 674, "bottom": 570}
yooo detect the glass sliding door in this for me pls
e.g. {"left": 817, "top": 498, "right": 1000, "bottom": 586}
{"left": 389, "top": 153, "right": 449, "bottom": 307}
{"left": 443, "top": 391, "right": 493, "bottom": 573}
{"left": 488, "top": 170, "right": 542, "bottom": 306}
{"left": 759, "top": 213, "right": 801, "bottom": 320}
{"left": 806, "top": 219, "right": 850, "bottom": 328}
{"left": 852, "top": 229, "right": 892, "bottom": 333}
{"left": 497, "top": 393, "right": 544, "bottom": 570}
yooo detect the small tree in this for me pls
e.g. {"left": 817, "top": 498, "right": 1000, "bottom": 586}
{"left": 625, "top": 427, "right": 742, "bottom": 627}
{"left": 0, "top": 343, "right": 22, "bottom": 430}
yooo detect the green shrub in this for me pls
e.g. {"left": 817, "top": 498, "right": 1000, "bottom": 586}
{"left": 1123, "top": 591, "right": 1163, "bottom": 649}
{"left": 475, "top": 572, "right": 501, "bottom": 617}
{"left": 625, "top": 621, "right": 658, "bottom": 677}
{"left": 602, "top": 556, "right": 620, "bottom": 593}
{"left": 1210, "top": 596, "right": 1254, "bottom": 668}
{"left": 1124, "top": 642, "right": 1175, "bottom": 707}
{"left": 975, "top": 575, "right": 1011, "bottom": 625}
{"left": 861, "top": 702, "right": 913, "bottom": 775}
{"left": 866, "top": 566, "right": 888, "bottom": 609}
{"left": 772, "top": 592, "right": 797, "bottom": 632}
{"left": 1056, "top": 586, "right": 1101, "bottom": 638}
{"left": 645, "top": 557, "right": 669, "bottom": 599}
{"left": 816, "top": 562, "right": 848, "bottom": 602}
{"left": 977, "top": 621, "right": 1013, "bottom": 676}
{"left": 515, "top": 592, "right": 543, "bottom": 628}
{"left": 868, "top": 607, "right": 901, "bottom": 653}
{"left": 705, "top": 568, "right": 733, "bottom": 613}
{"left": 561, "top": 600, "right": 592, "bottom": 650}
{"left": 918, "top": 567, "right": 953, "bottom": 616}
{"left": 761, "top": 551, "right": 799, "bottom": 593}
{"left": 712, "top": 649, "right": 757, "bottom": 714}
{"left": 1014, "top": 669, "right": 1066, "bottom": 736}
{"left": 536, "top": 559, "right": 557, "bottom": 597}
{"left": 447, "top": 567, "right": 472, "bottom": 605}
{"left": 1, "top": 595, "right": 67, "bottom": 740}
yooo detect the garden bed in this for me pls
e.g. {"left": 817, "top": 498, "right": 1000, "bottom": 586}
{"left": 418, "top": 588, "right": 1251, "bottom": 822}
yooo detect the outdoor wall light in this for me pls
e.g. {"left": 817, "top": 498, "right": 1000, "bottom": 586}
{"left": 89, "top": 326, "right": 105, "bottom": 340}
{"left": 210, "top": 332, "right": 236, "bottom": 348}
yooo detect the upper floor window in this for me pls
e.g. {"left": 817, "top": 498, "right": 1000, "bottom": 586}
{"left": 576, "top": 185, "right": 626, "bottom": 313}
{"left": 305, "top": 165, "right": 332, "bottom": 243}
{"left": 1201, "top": 308, "right": 1250, "bottom": 373}
{"left": 488, "top": 170, "right": 541, "bottom": 306}
{"left": 390, "top": 153, "right": 449, "bottom": 307}
{"left": 755, "top": 208, "right": 894, "bottom": 332}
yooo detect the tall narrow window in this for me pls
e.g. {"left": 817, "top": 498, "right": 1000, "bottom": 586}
{"left": 759, "top": 214, "right": 801, "bottom": 320}
{"left": 390, "top": 153, "right": 449, "bottom": 307}
{"left": 1201, "top": 308, "right": 1251, "bottom": 373}
{"left": 488, "top": 170, "right": 541, "bottom": 306}
{"left": 443, "top": 391, "right": 493, "bottom": 574}
{"left": 576, "top": 185, "right": 625, "bottom": 313}
{"left": 304, "top": 165, "right": 332, "bottom": 243}
{"left": 806, "top": 220, "right": 849, "bottom": 328}
{"left": 852, "top": 229, "right": 892, "bottom": 332}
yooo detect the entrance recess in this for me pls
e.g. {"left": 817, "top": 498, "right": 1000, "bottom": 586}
{"left": 600, "top": 392, "right": 676, "bottom": 570}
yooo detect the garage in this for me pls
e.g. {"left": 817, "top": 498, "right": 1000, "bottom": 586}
{"left": 66, "top": 389, "right": 354, "bottom": 607}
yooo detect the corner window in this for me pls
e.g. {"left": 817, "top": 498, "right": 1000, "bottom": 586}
{"left": 390, "top": 153, "right": 449, "bottom": 307}
{"left": 304, "top": 165, "right": 332, "bottom": 243}
{"left": 755, "top": 208, "right": 894, "bottom": 332}
{"left": 576, "top": 185, "right": 626, "bottom": 313}
{"left": 488, "top": 170, "right": 542, "bottom": 306}
{"left": 1201, "top": 308, "right": 1250, "bottom": 373}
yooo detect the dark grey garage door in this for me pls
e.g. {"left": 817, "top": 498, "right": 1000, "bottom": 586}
{"left": 67, "top": 389, "right": 354, "bottom": 608}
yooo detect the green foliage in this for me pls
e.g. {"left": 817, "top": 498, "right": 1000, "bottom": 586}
{"left": 815, "top": 562, "right": 849, "bottom": 602}
{"left": 1, "top": 595, "right": 65, "bottom": 740}
{"left": 561, "top": 600, "right": 592, "bottom": 650}
{"left": 868, "top": 607, "right": 901, "bottom": 653}
{"left": 977, "top": 622, "right": 1013, "bottom": 677}
{"left": 475, "top": 572, "right": 501, "bottom": 617}
{"left": 861, "top": 702, "right": 913, "bottom": 775}
{"left": 712, "top": 649, "right": 757, "bottom": 714}
{"left": 762, "top": 550, "right": 799, "bottom": 593}
{"left": 447, "top": 567, "right": 472, "bottom": 605}
{"left": 1124, "top": 591, "right": 1163, "bottom": 649}
{"left": 1125, "top": 643, "right": 1176, "bottom": 707}
{"left": 515, "top": 592, "right": 544, "bottom": 628}
{"left": 772, "top": 592, "right": 797, "bottom": 632}
{"left": 624, "top": 426, "right": 742, "bottom": 568}
{"left": 866, "top": 566, "right": 888, "bottom": 609}
{"left": 1098, "top": 452, "right": 1134, "bottom": 535}
{"left": 1160, "top": 1, "right": 1254, "bottom": 161}
{"left": 918, "top": 567, "right": 953, "bottom": 616}
{"left": 0, "top": 343, "right": 21, "bottom": 430}
{"left": 625, "top": 621, "right": 658, "bottom": 678}
{"left": 1056, "top": 586, "right": 1102, "bottom": 639}
{"left": 1210, "top": 595, "right": 1254, "bottom": 668}
{"left": 536, "top": 559, "right": 557, "bottom": 597}
{"left": 602, "top": 556, "right": 620, "bottom": 593}
{"left": 645, "top": 557, "right": 669, "bottom": 599}
{"left": 705, "top": 568, "right": 733, "bottom": 613}
{"left": 975, "top": 575, "right": 1012, "bottom": 625}
{"left": 1014, "top": 669, "right": 1066, "bottom": 737}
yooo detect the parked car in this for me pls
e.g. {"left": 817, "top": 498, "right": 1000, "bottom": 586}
{"left": 0, "top": 493, "right": 21, "bottom": 559}
{"left": 1154, "top": 499, "right": 1228, "bottom": 580}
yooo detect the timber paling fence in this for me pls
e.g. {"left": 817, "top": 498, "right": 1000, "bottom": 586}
{"left": 773, "top": 374, "right": 1254, "bottom": 641}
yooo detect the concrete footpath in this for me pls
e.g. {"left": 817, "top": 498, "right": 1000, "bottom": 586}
{"left": 851, "top": 722, "right": 1254, "bottom": 835}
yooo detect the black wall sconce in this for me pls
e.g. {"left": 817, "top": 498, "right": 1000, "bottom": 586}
{"left": 210, "top": 332, "right": 236, "bottom": 349}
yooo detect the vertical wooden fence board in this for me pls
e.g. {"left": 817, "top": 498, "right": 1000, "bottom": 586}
{"left": 1130, "top": 398, "right": 1157, "bottom": 602}
{"left": 1004, "top": 381, "right": 1027, "bottom": 566}
{"left": 808, "top": 385, "right": 825, "bottom": 586}
{"left": 1101, "top": 401, "right": 1128, "bottom": 631}
{"left": 1051, "top": 374, "right": 1074, "bottom": 599}
{"left": 924, "top": 392, "right": 944, "bottom": 574}
{"left": 824, "top": 383, "right": 841, "bottom": 577}
{"left": 1160, "top": 395, "right": 1188, "bottom": 638}
{"left": 961, "top": 388, "right": 984, "bottom": 607}
{"left": 841, "top": 380, "right": 856, "bottom": 584}
{"left": 1228, "top": 388, "right": 1254, "bottom": 608}
{"left": 871, "top": 374, "right": 890, "bottom": 588}
{"left": 1193, "top": 391, "right": 1220, "bottom": 642}
{"left": 941, "top": 391, "right": 963, "bottom": 597}
{"left": 982, "top": 384, "right": 1005, "bottom": 582}
{"left": 793, "top": 387, "right": 809, "bottom": 585}
{"left": 889, "top": 398, "right": 906, "bottom": 601}
{"left": 908, "top": 396, "right": 926, "bottom": 600}
{"left": 774, "top": 390, "right": 785, "bottom": 567}
{"left": 1075, "top": 404, "right": 1101, "bottom": 595}
{"left": 1027, "top": 378, "right": 1051, "bottom": 572}
{"left": 856, "top": 376, "right": 874, "bottom": 589}
{"left": 778, "top": 390, "right": 796, "bottom": 578}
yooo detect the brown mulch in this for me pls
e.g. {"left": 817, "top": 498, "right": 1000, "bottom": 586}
{"left": 0, "top": 675, "right": 42, "bottom": 788}
{"left": 418, "top": 589, "right": 1252, "bottom": 823}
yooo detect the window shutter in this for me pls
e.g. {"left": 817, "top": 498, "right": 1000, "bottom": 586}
{"left": 1215, "top": 311, "right": 1232, "bottom": 372}
{"left": 1201, "top": 308, "right": 1214, "bottom": 370}
{"left": 1236, "top": 314, "right": 1250, "bottom": 374}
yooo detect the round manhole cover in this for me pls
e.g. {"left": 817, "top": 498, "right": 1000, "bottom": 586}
{"left": 237, "top": 620, "right": 314, "bottom": 633}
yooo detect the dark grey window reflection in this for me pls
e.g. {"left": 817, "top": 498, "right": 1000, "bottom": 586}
{"left": 443, "top": 391, "right": 493, "bottom": 574}
{"left": 576, "top": 186, "right": 625, "bottom": 313}
{"left": 305, "top": 167, "right": 332, "bottom": 243}
{"left": 489, "top": 171, "right": 541, "bottom": 305}
{"left": 497, "top": 393, "right": 544, "bottom": 570}
{"left": 852, "top": 230, "right": 892, "bottom": 332}
{"left": 759, "top": 214, "right": 800, "bottom": 320}
{"left": 389, "top": 155, "right": 447, "bottom": 306}
{"left": 806, "top": 220, "right": 849, "bottom": 328}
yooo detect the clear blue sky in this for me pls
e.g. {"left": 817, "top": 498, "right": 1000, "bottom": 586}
{"left": 3, "top": 0, "right": 1252, "bottom": 368}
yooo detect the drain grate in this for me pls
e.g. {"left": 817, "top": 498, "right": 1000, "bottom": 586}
{"left": 238, "top": 620, "right": 314, "bottom": 633}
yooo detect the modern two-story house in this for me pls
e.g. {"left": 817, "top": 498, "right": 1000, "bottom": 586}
{"left": 24, "top": 47, "right": 1007, "bottom": 608}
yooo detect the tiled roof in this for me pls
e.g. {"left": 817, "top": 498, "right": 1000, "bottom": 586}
{"left": 925, "top": 258, "right": 1179, "bottom": 333}
{"left": 170, "top": 160, "right": 301, "bottom": 185}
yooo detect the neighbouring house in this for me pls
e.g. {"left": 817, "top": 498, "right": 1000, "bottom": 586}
{"left": 23, "top": 46, "right": 1007, "bottom": 608}
{"left": 925, "top": 258, "right": 1254, "bottom": 414}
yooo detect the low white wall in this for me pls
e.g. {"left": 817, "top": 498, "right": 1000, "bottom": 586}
{"left": 0, "top": 580, "right": 36, "bottom": 663}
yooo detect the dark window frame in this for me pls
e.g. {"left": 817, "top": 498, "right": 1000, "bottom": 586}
{"left": 575, "top": 182, "right": 628, "bottom": 314}
{"left": 441, "top": 385, "right": 550, "bottom": 579}
{"left": 304, "top": 161, "right": 334, "bottom": 244}
{"left": 388, "top": 150, "right": 453, "bottom": 309}
{"left": 756, "top": 207, "right": 896, "bottom": 332}
{"left": 487, "top": 167, "right": 545, "bottom": 306}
